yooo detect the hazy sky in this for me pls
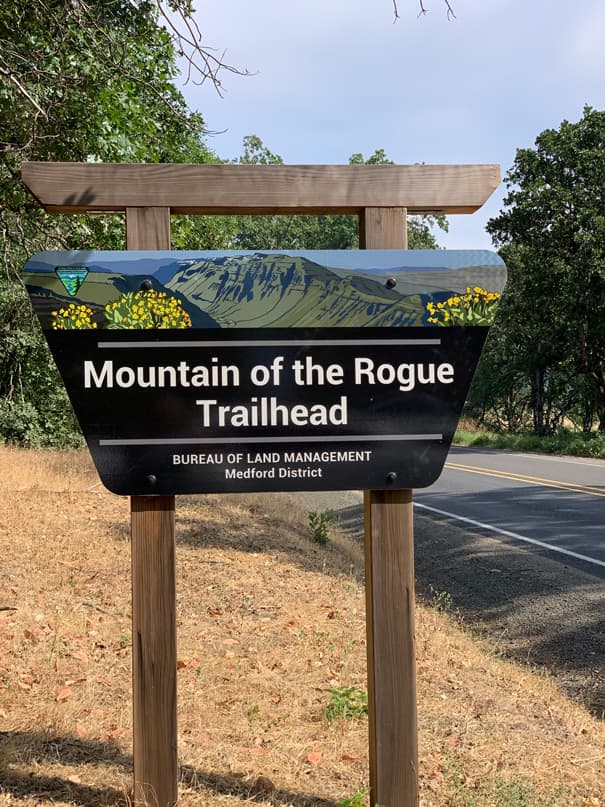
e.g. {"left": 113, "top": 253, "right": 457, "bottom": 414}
{"left": 177, "top": 1, "right": 605, "bottom": 250}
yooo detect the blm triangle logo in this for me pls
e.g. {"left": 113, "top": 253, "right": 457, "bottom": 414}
{"left": 55, "top": 266, "right": 88, "bottom": 296}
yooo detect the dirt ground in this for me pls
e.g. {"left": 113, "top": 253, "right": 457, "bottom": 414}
{"left": 309, "top": 490, "right": 605, "bottom": 717}
{"left": 0, "top": 447, "right": 604, "bottom": 806}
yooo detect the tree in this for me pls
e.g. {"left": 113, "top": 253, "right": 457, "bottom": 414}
{"left": 232, "top": 137, "right": 449, "bottom": 251}
{"left": 465, "top": 244, "right": 581, "bottom": 435}
{"left": 487, "top": 106, "right": 605, "bottom": 432}
{"left": 0, "top": 0, "right": 230, "bottom": 445}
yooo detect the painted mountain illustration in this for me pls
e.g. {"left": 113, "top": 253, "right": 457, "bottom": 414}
{"left": 23, "top": 250, "right": 507, "bottom": 330}
{"left": 165, "top": 253, "right": 427, "bottom": 327}
{"left": 330, "top": 264, "right": 506, "bottom": 298}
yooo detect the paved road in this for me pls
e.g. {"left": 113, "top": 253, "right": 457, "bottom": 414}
{"left": 287, "top": 447, "right": 605, "bottom": 712}
{"left": 290, "top": 446, "right": 605, "bottom": 574}
{"left": 416, "top": 446, "right": 605, "bottom": 572}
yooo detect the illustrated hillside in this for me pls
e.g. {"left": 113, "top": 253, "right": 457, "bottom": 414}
{"left": 24, "top": 264, "right": 217, "bottom": 328}
{"left": 165, "top": 252, "right": 428, "bottom": 327}
{"left": 23, "top": 250, "right": 506, "bottom": 330}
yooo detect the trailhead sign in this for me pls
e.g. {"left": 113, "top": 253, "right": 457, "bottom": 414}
{"left": 23, "top": 249, "right": 506, "bottom": 495}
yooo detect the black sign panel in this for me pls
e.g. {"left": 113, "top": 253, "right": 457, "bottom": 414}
{"left": 45, "top": 326, "right": 487, "bottom": 494}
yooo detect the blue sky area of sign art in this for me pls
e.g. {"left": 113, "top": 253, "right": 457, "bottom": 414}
{"left": 26, "top": 249, "right": 505, "bottom": 272}
{"left": 174, "top": 0, "right": 605, "bottom": 251}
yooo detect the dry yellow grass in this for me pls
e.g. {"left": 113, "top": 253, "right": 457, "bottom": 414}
{"left": 0, "top": 446, "right": 603, "bottom": 807}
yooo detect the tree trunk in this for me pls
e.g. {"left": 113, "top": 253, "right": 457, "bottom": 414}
{"left": 531, "top": 367, "right": 546, "bottom": 435}
{"left": 593, "top": 370, "right": 605, "bottom": 432}
{"left": 577, "top": 320, "right": 605, "bottom": 431}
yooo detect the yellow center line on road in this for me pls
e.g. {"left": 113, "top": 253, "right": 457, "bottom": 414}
{"left": 444, "top": 462, "right": 605, "bottom": 498}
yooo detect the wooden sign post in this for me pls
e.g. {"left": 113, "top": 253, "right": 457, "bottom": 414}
{"left": 126, "top": 207, "right": 178, "bottom": 807}
{"left": 21, "top": 161, "right": 500, "bottom": 807}
{"left": 361, "top": 208, "right": 418, "bottom": 804}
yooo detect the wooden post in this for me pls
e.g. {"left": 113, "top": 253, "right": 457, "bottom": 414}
{"left": 361, "top": 207, "right": 418, "bottom": 807}
{"left": 126, "top": 207, "right": 178, "bottom": 807}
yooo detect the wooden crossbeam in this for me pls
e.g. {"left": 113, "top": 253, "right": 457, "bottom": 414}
{"left": 21, "top": 162, "right": 499, "bottom": 215}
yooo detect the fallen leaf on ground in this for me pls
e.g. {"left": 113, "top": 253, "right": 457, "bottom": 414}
{"left": 103, "top": 726, "right": 127, "bottom": 739}
{"left": 185, "top": 730, "right": 213, "bottom": 747}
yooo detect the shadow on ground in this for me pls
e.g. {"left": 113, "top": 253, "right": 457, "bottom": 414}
{"left": 0, "top": 730, "right": 338, "bottom": 806}
{"left": 173, "top": 491, "right": 363, "bottom": 579}
{"left": 332, "top": 497, "right": 605, "bottom": 716}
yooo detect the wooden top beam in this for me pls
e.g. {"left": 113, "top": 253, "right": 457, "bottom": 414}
{"left": 21, "top": 162, "right": 499, "bottom": 215}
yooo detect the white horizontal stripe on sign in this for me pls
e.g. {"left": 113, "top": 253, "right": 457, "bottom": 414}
{"left": 99, "top": 434, "right": 444, "bottom": 446}
{"left": 97, "top": 339, "right": 441, "bottom": 349}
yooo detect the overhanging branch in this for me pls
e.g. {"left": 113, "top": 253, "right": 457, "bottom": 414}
{"left": 393, "top": 1, "right": 456, "bottom": 20}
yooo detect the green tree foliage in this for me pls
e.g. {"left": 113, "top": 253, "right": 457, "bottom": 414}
{"left": 232, "top": 136, "right": 449, "bottom": 250}
{"left": 484, "top": 106, "right": 605, "bottom": 433}
{"left": 0, "top": 0, "right": 227, "bottom": 445}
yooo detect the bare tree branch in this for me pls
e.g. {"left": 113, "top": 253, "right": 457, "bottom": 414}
{"left": 393, "top": 1, "right": 456, "bottom": 20}
{"left": 156, "top": 1, "right": 253, "bottom": 96}
{"left": 0, "top": 66, "right": 47, "bottom": 119}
